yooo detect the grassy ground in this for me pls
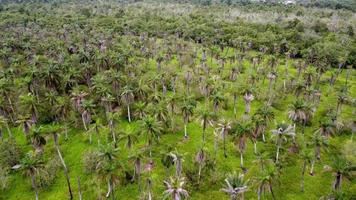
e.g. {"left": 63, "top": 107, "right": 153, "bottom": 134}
{"left": 1, "top": 45, "right": 355, "bottom": 200}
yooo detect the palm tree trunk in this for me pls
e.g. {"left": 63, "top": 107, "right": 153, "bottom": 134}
{"left": 81, "top": 113, "right": 88, "bottom": 130}
{"left": 222, "top": 129, "right": 227, "bottom": 158}
{"left": 301, "top": 160, "right": 306, "bottom": 192}
{"left": 310, "top": 159, "right": 315, "bottom": 175}
{"left": 254, "top": 142, "right": 258, "bottom": 154}
{"left": 333, "top": 173, "right": 342, "bottom": 191}
{"left": 127, "top": 105, "right": 131, "bottom": 122}
{"left": 31, "top": 173, "right": 39, "bottom": 200}
{"left": 111, "top": 178, "right": 115, "bottom": 200}
{"left": 269, "top": 183, "right": 276, "bottom": 200}
{"left": 77, "top": 177, "right": 83, "bottom": 200}
{"left": 233, "top": 94, "right": 237, "bottom": 119}
{"left": 276, "top": 141, "right": 281, "bottom": 163}
{"left": 258, "top": 185, "right": 263, "bottom": 200}
{"left": 53, "top": 133, "right": 73, "bottom": 200}
{"left": 106, "top": 180, "right": 111, "bottom": 198}
{"left": 184, "top": 123, "right": 188, "bottom": 138}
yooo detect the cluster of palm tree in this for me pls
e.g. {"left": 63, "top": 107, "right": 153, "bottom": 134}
{"left": 0, "top": 2, "right": 355, "bottom": 200}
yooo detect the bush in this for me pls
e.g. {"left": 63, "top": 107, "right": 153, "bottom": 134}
{"left": 0, "top": 139, "right": 22, "bottom": 168}
{"left": 83, "top": 151, "right": 100, "bottom": 173}
{"left": 36, "top": 158, "right": 61, "bottom": 188}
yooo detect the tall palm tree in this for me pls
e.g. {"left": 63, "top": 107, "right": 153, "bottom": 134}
{"left": 41, "top": 124, "right": 73, "bottom": 199}
{"left": 197, "top": 107, "right": 215, "bottom": 143}
{"left": 139, "top": 115, "right": 163, "bottom": 157}
{"left": 121, "top": 85, "right": 135, "bottom": 122}
{"left": 221, "top": 172, "right": 249, "bottom": 200}
{"left": 180, "top": 97, "right": 196, "bottom": 139}
{"left": 309, "top": 132, "right": 328, "bottom": 175}
{"left": 96, "top": 143, "right": 121, "bottom": 200}
{"left": 107, "top": 111, "right": 120, "bottom": 146}
{"left": 163, "top": 176, "right": 189, "bottom": 200}
{"left": 231, "top": 121, "right": 253, "bottom": 168}
{"left": 271, "top": 123, "right": 295, "bottom": 163}
{"left": 217, "top": 119, "right": 232, "bottom": 158}
{"left": 254, "top": 105, "right": 275, "bottom": 142}
{"left": 129, "top": 149, "right": 145, "bottom": 190}
{"left": 18, "top": 151, "right": 44, "bottom": 200}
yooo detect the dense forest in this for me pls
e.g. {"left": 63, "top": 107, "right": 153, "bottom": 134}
{"left": 0, "top": 0, "right": 355, "bottom": 200}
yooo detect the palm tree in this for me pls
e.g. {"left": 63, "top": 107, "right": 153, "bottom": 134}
{"left": 299, "top": 145, "right": 312, "bottom": 192}
{"left": 336, "top": 92, "right": 348, "bottom": 118}
{"left": 326, "top": 155, "right": 356, "bottom": 192}
{"left": 118, "top": 127, "right": 139, "bottom": 149}
{"left": 19, "top": 93, "right": 39, "bottom": 124}
{"left": 255, "top": 163, "right": 278, "bottom": 200}
{"left": 163, "top": 176, "right": 189, "bottom": 200}
{"left": 211, "top": 91, "right": 226, "bottom": 113}
{"left": 139, "top": 115, "right": 163, "bottom": 157}
{"left": 271, "top": 123, "right": 295, "bottom": 163}
{"left": 288, "top": 99, "right": 313, "bottom": 134}
{"left": 129, "top": 149, "right": 145, "bottom": 189}
{"left": 133, "top": 101, "right": 147, "bottom": 120}
{"left": 195, "top": 148, "right": 209, "bottom": 183}
{"left": 121, "top": 85, "right": 135, "bottom": 122}
{"left": 170, "top": 150, "right": 185, "bottom": 178}
{"left": 231, "top": 121, "right": 254, "bottom": 168}
{"left": 18, "top": 151, "right": 44, "bottom": 200}
{"left": 221, "top": 172, "right": 249, "bottom": 200}
{"left": 41, "top": 124, "right": 73, "bottom": 199}
{"left": 242, "top": 89, "right": 254, "bottom": 118}
{"left": 96, "top": 143, "right": 121, "bottom": 200}
{"left": 107, "top": 111, "right": 120, "bottom": 146}
{"left": 316, "top": 119, "right": 336, "bottom": 138}
{"left": 217, "top": 119, "right": 232, "bottom": 158}
{"left": 254, "top": 105, "right": 275, "bottom": 142}
{"left": 81, "top": 99, "right": 95, "bottom": 131}
{"left": 309, "top": 133, "right": 328, "bottom": 175}
{"left": 180, "top": 97, "right": 196, "bottom": 139}
{"left": 197, "top": 107, "right": 215, "bottom": 143}
{"left": 30, "top": 127, "right": 46, "bottom": 152}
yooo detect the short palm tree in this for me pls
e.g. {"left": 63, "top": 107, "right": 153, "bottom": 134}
{"left": 118, "top": 127, "right": 139, "bottom": 149}
{"left": 254, "top": 163, "right": 278, "bottom": 200}
{"left": 221, "top": 172, "right": 249, "bottom": 200}
{"left": 163, "top": 176, "right": 189, "bottom": 200}
{"left": 288, "top": 99, "right": 313, "bottom": 134}
{"left": 326, "top": 155, "right": 356, "bottom": 192}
